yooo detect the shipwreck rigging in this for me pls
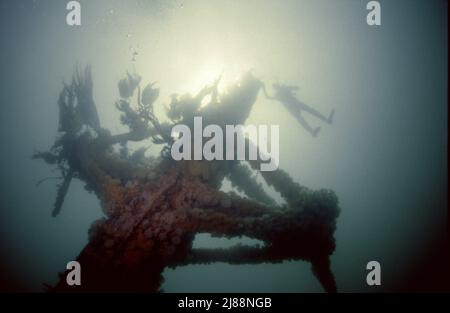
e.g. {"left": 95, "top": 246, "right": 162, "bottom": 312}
{"left": 33, "top": 65, "right": 340, "bottom": 292}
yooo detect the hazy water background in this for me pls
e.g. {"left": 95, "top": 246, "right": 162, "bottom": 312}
{"left": 0, "top": 0, "right": 447, "bottom": 292}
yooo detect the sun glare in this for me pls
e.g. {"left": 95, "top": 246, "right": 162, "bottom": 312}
{"left": 187, "top": 59, "right": 245, "bottom": 97}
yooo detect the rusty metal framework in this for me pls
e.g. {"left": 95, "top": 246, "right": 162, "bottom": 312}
{"left": 34, "top": 66, "right": 339, "bottom": 292}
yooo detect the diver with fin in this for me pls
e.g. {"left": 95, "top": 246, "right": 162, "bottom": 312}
{"left": 263, "top": 83, "right": 334, "bottom": 137}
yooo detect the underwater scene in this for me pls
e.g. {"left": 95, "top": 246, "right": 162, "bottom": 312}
{"left": 0, "top": 0, "right": 448, "bottom": 293}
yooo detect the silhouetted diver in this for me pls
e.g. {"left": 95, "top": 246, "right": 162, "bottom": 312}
{"left": 264, "top": 83, "right": 335, "bottom": 137}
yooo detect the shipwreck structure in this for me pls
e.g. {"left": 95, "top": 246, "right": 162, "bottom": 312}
{"left": 33, "top": 66, "right": 340, "bottom": 292}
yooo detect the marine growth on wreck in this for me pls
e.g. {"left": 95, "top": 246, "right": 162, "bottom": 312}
{"left": 33, "top": 66, "right": 340, "bottom": 293}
